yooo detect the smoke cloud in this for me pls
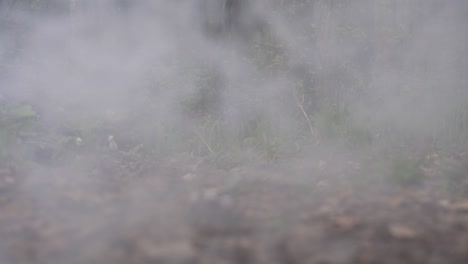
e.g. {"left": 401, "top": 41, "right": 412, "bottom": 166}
{"left": 0, "top": 0, "right": 467, "bottom": 263}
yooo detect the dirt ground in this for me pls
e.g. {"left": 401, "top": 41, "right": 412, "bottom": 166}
{"left": 0, "top": 148, "right": 467, "bottom": 264}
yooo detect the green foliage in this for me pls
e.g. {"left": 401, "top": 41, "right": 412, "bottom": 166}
{"left": 345, "top": 124, "right": 372, "bottom": 148}
{"left": 246, "top": 118, "right": 282, "bottom": 161}
{"left": 185, "top": 114, "right": 286, "bottom": 163}
{"left": 443, "top": 160, "right": 468, "bottom": 198}
{"left": 391, "top": 156, "right": 425, "bottom": 186}
{"left": 180, "top": 66, "right": 224, "bottom": 119}
{"left": 1, "top": 0, "right": 467, "bottom": 169}
{"left": 315, "top": 103, "right": 348, "bottom": 139}
{"left": 253, "top": 32, "right": 287, "bottom": 75}
{"left": 0, "top": 103, "right": 38, "bottom": 161}
{"left": 451, "top": 101, "right": 468, "bottom": 144}
{"left": 189, "top": 116, "right": 224, "bottom": 157}
{"left": 314, "top": 103, "right": 371, "bottom": 148}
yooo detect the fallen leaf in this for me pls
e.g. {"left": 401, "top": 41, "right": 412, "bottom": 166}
{"left": 388, "top": 224, "right": 418, "bottom": 239}
{"left": 334, "top": 215, "right": 355, "bottom": 230}
{"left": 317, "top": 205, "right": 332, "bottom": 216}
{"left": 438, "top": 200, "right": 451, "bottom": 208}
{"left": 450, "top": 200, "right": 468, "bottom": 212}
{"left": 388, "top": 197, "right": 404, "bottom": 208}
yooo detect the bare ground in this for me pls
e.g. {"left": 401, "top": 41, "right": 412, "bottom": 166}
{"left": 0, "top": 148, "right": 467, "bottom": 264}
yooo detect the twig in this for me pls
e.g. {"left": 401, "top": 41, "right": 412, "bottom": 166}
{"left": 193, "top": 129, "right": 214, "bottom": 155}
{"left": 294, "top": 88, "right": 315, "bottom": 137}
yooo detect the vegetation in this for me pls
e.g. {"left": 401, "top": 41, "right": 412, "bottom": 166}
{"left": 0, "top": 0, "right": 467, "bottom": 174}
{"left": 390, "top": 156, "right": 424, "bottom": 186}
{"left": 1, "top": 1, "right": 468, "bottom": 263}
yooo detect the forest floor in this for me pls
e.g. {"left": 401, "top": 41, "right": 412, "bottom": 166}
{"left": 0, "top": 146, "right": 467, "bottom": 264}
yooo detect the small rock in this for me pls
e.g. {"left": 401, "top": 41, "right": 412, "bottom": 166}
{"left": 319, "top": 205, "right": 332, "bottom": 213}
{"left": 277, "top": 225, "right": 356, "bottom": 264}
{"left": 188, "top": 196, "right": 250, "bottom": 237}
{"left": 75, "top": 137, "right": 83, "bottom": 146}
{"left": 438, "top": 199, "right": 451, "bottom": 208}
{"left": 108, "top": 135, "right": 118, "bottom": 150}
{"left": 183, "top": 173, "right": 196, "bottom": 181}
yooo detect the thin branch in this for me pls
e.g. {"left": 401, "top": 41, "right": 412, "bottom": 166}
{"left": 294, "top": 88, "right": 315, "bottom": 137}
{"left": 193, "top": 129, "right": 214, "bottom": 155}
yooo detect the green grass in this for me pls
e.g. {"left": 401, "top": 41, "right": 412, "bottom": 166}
{"left": 390, "top": 156, "right": 425, "bottom": 186}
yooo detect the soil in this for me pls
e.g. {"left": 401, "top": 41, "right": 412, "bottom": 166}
{"left": 0, "top": 148, "right": 467, "bottom": 264}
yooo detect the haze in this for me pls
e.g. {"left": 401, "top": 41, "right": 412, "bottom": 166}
{"left": 0, "top": 1, "right": 467, "bottom": 263}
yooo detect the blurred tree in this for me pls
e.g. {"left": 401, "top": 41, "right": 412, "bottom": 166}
{"left": 196, "top": 0, "right": 268, "bottom": 43}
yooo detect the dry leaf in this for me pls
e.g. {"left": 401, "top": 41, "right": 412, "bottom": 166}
{"left": 388, "top": 197, "right": 404, "bottom": 208}
{"left": 388, "top": 224, "right": 418, "bottom": 239}
{"left": 334, "top": 215, "right": 355, "bottom": 230}
{"left": 317, "top": 205, "right": 332, "bottom": 216}
{"left": 450, "top": 200, "right": 468, "bottom": 212}
{"left": 438, "top": 200, "right": 451, "bottom": 208}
